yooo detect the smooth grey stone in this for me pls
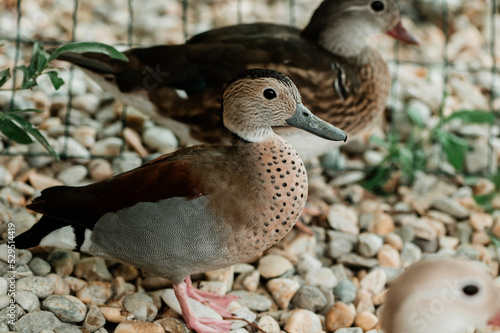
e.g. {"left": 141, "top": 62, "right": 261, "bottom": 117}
{"left": 229, "top": 290, "right": 272, "bottom": 312}
{"left": 291, "top": 286, "right": 327, "bottom": 312}
{"left": 334, "top": 279, "right": 357, "bottom": 304}
{"left": 122, "top": 293, "right": 157, "bottom": 321}
{"left": 15, "top": 310, "right": 61, "bottom": 333}
{"left": 28, "top": 257, "right": 51, "bottom": 277}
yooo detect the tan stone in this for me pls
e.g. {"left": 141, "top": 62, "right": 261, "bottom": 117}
{"left": 360, "top": 270, "right": 387, "bottom": 295}
{"left": 325, "top": 302, "right": 355, "bottom": 331}
{"left": 368, "top": 213, "right": 395, "bottom": 236}
{"left": 284, "top": 309, "right": 323, "bottom": 333}
{"left": 115, "top": 320, "right": 165, "bottom": 333}
{"left": 100, "top": 306, "right": 129, "bottom": 323}
{"left": 267, "top": 278, "right": 300, "bottom": 309}
{"left": 355, "top": 289, "right": 374, "bottom": 313}
{"left": 472, "top": 231, "right": 491, "bottom": 245}
{"left": 355, "top": 311, "right": 378, "bottom": 331}
{"left": 377, "top": 244, "right": 401, "bottom": 268}
{"left": 372, "top": 289, "right": 388, "bottom": 306}
{"left": 46, "top": 273, "right": 70, "bottom": 295}
{"left": 123, "top": 128, "right": 148, "bottom": 158}
{"left": 257, "top": 315, "right": 281, "bottom": 333}
{"left": 384, "top": 233, "right": 403, "bottom": 251}
{"left": 469, "top": 212, "right": 494, "bottom": 231}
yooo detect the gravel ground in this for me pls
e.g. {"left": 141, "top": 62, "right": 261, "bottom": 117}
{"left": 0, "top": 0, "right": 500, "bottom": 332}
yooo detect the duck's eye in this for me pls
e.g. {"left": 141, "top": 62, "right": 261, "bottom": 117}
{"left": 263, "top": 88, "right": 277, "bottom": 100}
{"left": 462, "top": 284, "right": 480, "bottom": 296}
{"left": 371, "top": 0, "right": 385, "bottom": 11}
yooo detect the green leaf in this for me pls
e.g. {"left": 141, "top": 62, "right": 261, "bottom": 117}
{"left": 487, "top": 231, "right": 500, "bottom": 248}
{"left": 45, "top": 71, "right": 65, "bottom": 90}
{"left": 492, "top": 167, "right": 500, "bottom": 190}
{"left": 48, "top": 42, "right": 128, "bottom": 63}
{"left": 444, "top": 110, "right": 495, "bottom": 124}
{"left": 0, "top": 118, "right": 33, "bottom": 144}
{"left": 7, "top": 114, "right": 59, "bottom": 160}
{"left": 369, "top": 135, "right": 388, "bottom": 148}
{"left": 0, "top": 68, "right": 10, "bottom": 87}
{"left": 474, "top": 193, "right": 494, "bottom": 206}
{"left": 22, "top": 79, "right": 38, "bottom": 90}
{"left": 441, "top": 132, "right": 468, "bottom": 170}
{"left": 5, "top": 108, "right": 42, "bottom": 115}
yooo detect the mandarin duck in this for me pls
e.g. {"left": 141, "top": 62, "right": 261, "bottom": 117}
{"left": 56, "top": 0, "right": 417, "bottom": 160}
{"left": 17, "top": 69, "right": 347, "bottom": 333}
{"left": 381, "top": 257, "right": 500, "bottom": 333}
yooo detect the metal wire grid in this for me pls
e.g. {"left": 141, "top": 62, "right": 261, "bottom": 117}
{"left": 0, "top": 0, "right": 499, "bottom": 175}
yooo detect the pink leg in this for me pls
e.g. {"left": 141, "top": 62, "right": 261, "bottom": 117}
{"left": 185, "top": 276, "right": 239, "bottom": 317}
{"left": 174, "top": 280, "right": 232, "bottom": 333}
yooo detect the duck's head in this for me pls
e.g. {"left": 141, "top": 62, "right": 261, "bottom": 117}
{"left": 381, "top": 257, "right": 500, "bottom": 333}
{"left": 222, "top": 68, "right": 347, "bottom": 143}
{"left": 302, "top": 0, "right": 418, "bottom": 56}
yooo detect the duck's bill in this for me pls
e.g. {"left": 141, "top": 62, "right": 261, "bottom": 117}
{"left": 488, "top": 310, "right": 500, "bottom": 327}
{"left": 286, "top": 103, "right": 347, "bottom": 142}
{"left": 387, "top": 21, "right": 419, "bottom": 45}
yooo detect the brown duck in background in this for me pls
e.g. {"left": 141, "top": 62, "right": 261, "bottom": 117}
{"left": 57, "top": 0, "right": 417, "bottom": 160}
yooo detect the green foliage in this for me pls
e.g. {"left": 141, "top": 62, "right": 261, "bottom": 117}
{"left": 0, "top": 41, "right": 128, "bottom": 158}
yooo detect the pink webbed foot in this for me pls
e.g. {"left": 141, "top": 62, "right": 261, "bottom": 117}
{"left": 185, "top": 276, "right": 239, "bottom": 317}
{"left": 174, "top": 279, "right": 233, "bottom": 333}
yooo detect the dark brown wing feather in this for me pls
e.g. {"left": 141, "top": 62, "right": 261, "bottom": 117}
{"left": 27, "top": 148, "right": 207, "bottom": 229}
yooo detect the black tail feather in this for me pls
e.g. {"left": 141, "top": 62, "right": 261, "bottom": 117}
{"left": 15, "top": 216, "right": 69, "bottom": 249}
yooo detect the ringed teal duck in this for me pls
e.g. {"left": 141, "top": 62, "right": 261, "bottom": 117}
{"left": 17, "top": 69, "right": 347, "bottom": 333}
{"left": 56, "top": 0, "right": 417, "bottom": 160}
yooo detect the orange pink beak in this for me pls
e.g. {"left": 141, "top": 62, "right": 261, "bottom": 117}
{"left": 387, "top": 21, "right": 419, "bottom": 45}
{"left": 488, "top": 310, "right": 500, "bottom": 327}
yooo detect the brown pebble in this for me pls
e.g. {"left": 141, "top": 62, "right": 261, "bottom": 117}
{"left": 28, "top": 171, "right": 64, "bottom": 190}
{"left": 115, "top": 320, "right": 165, "bottom": 333}
{"left": 354, "top": 310, "right": 378, "bottom": 331}
{"left": 84, "top": 304, "right": 106, "bottom": 331}
{"left": 100, "top": 306, "right": 129, "bottom": 323}
{"left": 372, "top": 289, "right": 388, "bottom": 306}
{"left": 355, "top": 289, "right": 374, "bottom": 313}
{"left": 469, "top": 212, "right": 493, "bottom": 231}
{"left": 283, "top": 309, "right": 323, "bottom": 333}
{"left": 114, "top": 264, "right": 140, "bottom": 282}
{"left": 76, "top": 281, "right": 112, "bottom": 305}
{"left": 325, "top": 302, "right": 355, "bottom": 331}
{"left": 377, "top": 244, "right": 401, "bottom": 268}
{"left": 88, "top": 159, "right": 114, "bottom": 181}
{"left": 266, "top": 278, "right": 300, "bottom": 309}
{"left": 46, "top": 273, "right": 70, "bottom": 295}
{"left": 64, "top": 276, "right": 87, "bottom": 293}
{"left": 74, "top": 257, "right": 113, "bottom": 282}
{"left": 141, "top": 277, "right": 172, "bottom": 290}
{"left": 473, "top": 178, "right": 495, "bottom": 195}
{"left": 384, "top": 232, "right": 402, "bottom": 251}
{"left": 368, "top": 212, "right": 395, "bottom": 236}
{"left": 491, "top": 218, "right": 500, "bottom": 239}
{"left": 123, "top": 128, "right": 149, "bottom": 158}
{"left": 472, "top": 231, "right": 491, "bottom": 245}
{"left": 155, "top": 317, "right": 190, "bottom": 333}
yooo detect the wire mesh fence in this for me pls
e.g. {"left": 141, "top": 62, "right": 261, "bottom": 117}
{"left": 0, "top": 0, "right": 499, "bottom": 179}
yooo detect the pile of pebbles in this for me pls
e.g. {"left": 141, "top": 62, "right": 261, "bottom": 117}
{"left": 0, "top": 0, "right": 499, "bottom": 332}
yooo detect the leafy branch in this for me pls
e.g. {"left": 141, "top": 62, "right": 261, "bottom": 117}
{"left": 0, "top": 42, "right": 128, "bottom": 158}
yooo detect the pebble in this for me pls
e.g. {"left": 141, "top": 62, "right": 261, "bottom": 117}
{"left": 115, "top": 320, "right": 165, "bottom": 333}
{"left": 296, "top": 253, "right": 323, "bottom": 276}
{"left": 16, "top": 276, "right": 55, "bottom": 299}
{"left": 15, "top": 310, "right": 62, "bottom": 333}
{"left": 74, "top": 257, "right": 113, "bottom": 282}
{"left": 63, "top": 277, "right": 87, "bottom": 293}
{"left": 400, "top": 242, "right": 422, "bottom": 268}
{"left": 354, "top": 311, "right": 379, "bottom": 331}
{"left": 328, "top": 204, "right": 359, "bottom": 235}
{"left": 58, "top": 137, "right": 91, "bottom": 163}
{"left": 325, "top": 302, "right": 355, "bottom": 331}
{"left": 266, "top": 278, "right": 301, "bottom": 309}
{"left": 377, "top": 244, "right": 401, "bottom": 268}
{"left": 239, "top": 270, "right": 260, "bottom": 292}
{"left": 327, "top": 231, "right": 358, "bottom": 259}
{"left": 257, "top": 255, "right": 294, "bottom": 279}
{"left": 57, "top": 165, "right": 88, "bottom": 185}
{"left": 257, "top": 314, "right": 281, "bottom": 333}
{"left": 72, "top": 126, "right": 97, "bottom": 148}
{"left": 469, "top": 212, "right": 493, "bottom": 231}
{"left": 28, "top": 257, "right": 52, "bottom": 276}
{"left": 88, "top": 158, "right": 114, "bottom": 181}
{"left": 360, "top": 270, "right": 387, "bottom": 295}
{"left": 439, "top": 236, "right": 460, "bottom": 249}
{"left": 355, "top": 289, "right": 375, "bottom": 313}
{"left": 143, "top": 126, "right": 179, "bottom": 153}
{"left": 305, "top": 267, "right": 338, "bottom": 289}
{"left": 338, "top": 254, "right": 379, "bottom": 268}
{"left": 100, "top": 305, "right": 128, "bottom": 323}
{"left": 431, "top": 198, "right": 470, "bottom": 219}
{"left": 83, "top": 305, "right": 106, "bottom": 332}
{"left": 205, "top": 266, "right": 234, "bottom": 293}
{"left": 122, "top": 293, "right": 158, "bottom": 321}
{"left": 123, "top": 127, "right": 148, "bottom": 158}
{"left": 334, "top": 328, "right": 363, "bottom": 333}
{"left": 48, "top": 250, "right": 76, "bottom": 277}
{"left": 42, "top": 295, "right": 87, "bottom": 323}
{"left": 76, "top": 281, "right": 112, "bottom": 305}
{"left": 12, "top": 211, "right": 37, "bottom": 235}
{"left": 229, "top": 290, "right": 272, "bottom": 312}
{"left": 91, "top": 137, "right": 123, "bottom": 156}
{"left": 113, "top": 152, "right": 143, "bottom": 173}
{"left": 0, "top": 165, "right": 13, "bottom": 187}
{"left": 230, "top": 305, "right": 257, "bottom": 329}
{"left": 283, "top": 309, "right": 323, "bottom": 333}
{"left": 334, "top": 279, "right": 358, "bottom": 304}
{"left": 385, "top": 232, "right": 403, "bottom": 251}
{"left": 0, "top": 295, "right": 9, "bottom": 310}
{"left": 368, "top": 212, "right": 395, "bottom": 236}
{"left": 154, "top": 317, "right": 190, "bottom": 333}
{"left": 113, "top": 264, "right": 140, "bottom": 282}
{"left": 162, "top": 288, "right": 221, "bottom": 321}
{"left": 15, "top": 290, "right": 40, "bottom": 312}
{"left": 0, "top": 278, "right": 6, "bottom": 295}
{"left": 47, "top": 273, "right": 70, "bottom": 296}
{"left": 28, "top": 171, "right": 65, "bottom": 190}
{"left": 291, "top": 286, "right": 327, "bottom": 312}
{"left": 357, "top": 233, "right": 383, "bottom": 258}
